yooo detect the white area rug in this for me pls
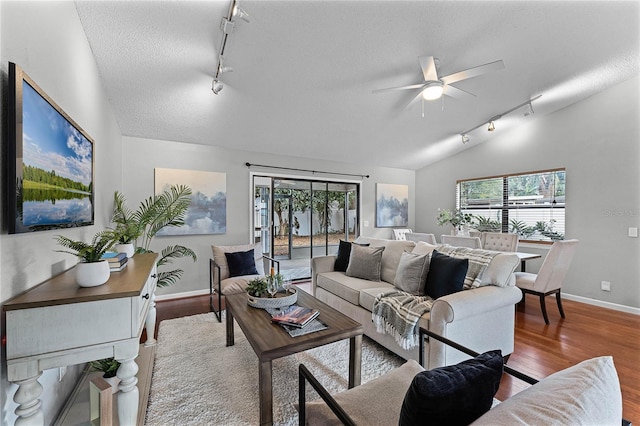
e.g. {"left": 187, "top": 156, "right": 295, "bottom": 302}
{"left": 145, "top": 312, "right": 404, "bottom": 425}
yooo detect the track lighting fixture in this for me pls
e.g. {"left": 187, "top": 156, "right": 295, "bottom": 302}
{"left": 233, "top": 4, "right": 250, "bottom": 22}
{"left": 212, "top": 0, "right": 250, "bottom": 95}
{"left": 212, "top": 79, "right": 223, "bottom": 94}
{"left": 458, "top": 95, "right": 542, "bottom": 143}
{"left": 218, "top": 56, "right": 234, "bottom": 74}
{"left": 523, "top": 102, "right": 535, "bottom": 117}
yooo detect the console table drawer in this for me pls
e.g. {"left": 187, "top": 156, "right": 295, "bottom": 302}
{"left": 6, "top": 298, "right": 132, "bottom": 359}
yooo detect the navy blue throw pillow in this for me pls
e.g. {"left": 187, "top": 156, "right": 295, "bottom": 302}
{"left": 399, "top": 350, "right": 504, "bottom": 426}
{"left": 225, "top": 249, "right": 258, "bottom": 277}
{"left": 334, "top": 240, "right": 369, "bottom": 272}
{"left": 425, "top": 250, "right": 468, "bottom": 299}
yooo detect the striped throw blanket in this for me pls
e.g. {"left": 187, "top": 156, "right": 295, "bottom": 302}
{"left": 372, "top": 290, "right": 434, "bottom": 350}
{"left": 435, "top": 245, "right": 499, "bottom": 289}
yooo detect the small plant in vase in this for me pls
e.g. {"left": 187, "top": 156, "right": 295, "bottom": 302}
{"left": 436, "top": 208, "right": 474, "bottom": 235}
{"left": 110, "top": 192, "right": 143, "bottom": 258}
{"left": 90, "top": 357, "right": 121, "bottom": 393}
{"left": 246, "top": 277, "right": 269, "bottom": 298}
{"left": 55, "top": 230, "right": 119, "bottom": 287}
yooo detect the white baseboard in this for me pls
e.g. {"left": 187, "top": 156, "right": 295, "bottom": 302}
{"left": 563, "top": 293, "right": 640, "bottom": 315}
{"left": 156, "top": 289, "right": 209, "bottom": 302}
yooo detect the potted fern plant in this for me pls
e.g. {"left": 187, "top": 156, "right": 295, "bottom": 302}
{"left": 90, "top": 357, "right": 121, "bottom": 393}
{"left": 55, "top": 230, "right": 119, "bottom": 287}
{"left": 111, "top": 185, "right": 197, "bottom": 288}
{"left": 111, "top": 192, "right": 143, "bottom": 258}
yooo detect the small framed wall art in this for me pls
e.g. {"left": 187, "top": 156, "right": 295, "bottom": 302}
{"left": 376, "top": 183, "right": 409, "bottom": 227}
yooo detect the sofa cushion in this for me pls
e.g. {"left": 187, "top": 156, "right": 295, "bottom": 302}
{"left": 425, "top": 251, "right": 468, "bottom": 299}
{"left": 220, "top": 275, "right": 262, "bottom": 295}
{"left": 346, "top": 244, "right": 385, "bottom": 281}
{"left": 478, "top": 253, "right": 519, "bottom": 287}
{"left": 305, "top": 360, "right": 425, "bottom": 426}
{"left": 224, "top": 249, "right": 259, "bottom": 277}
{"left": 317, "top": 272, "right": 388, "bottom": 305}
{"left": 471, "top": 356, "right": 622, "bottom": 426}
{"left": 334, "top": 240, "right": 370, "bottom": 272}
{"left": 356, "top": 237, "right": 416, "bottom": 284}
{"left": 394, "top": 251, "right": 430, "bottom": 295}
{"left": 411, "top": 241, "right": 438, "bottom": 256}
{"left": 399, "top": 350, "right": 503, "bottom": 426}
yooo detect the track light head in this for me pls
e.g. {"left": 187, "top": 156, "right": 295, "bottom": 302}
{"left": 218, "top": 56, "right": 234, "bottom": 74}
{"left": 233, "top": 5, "right": 250, "bottom": 22}
{"left": 461, "top": 134, "right": 470, "bottom": 144}
{"left": 487, "top": 121, "right": 495, "bottom": 131}
{"left": 523, "top": 102, "right": 535, "bottom": 117}
{"left": 212, "top": 79, "right": 223, "bottom": 94}
{"left": 220, "top": 17, "right": 235, "bottom": 34}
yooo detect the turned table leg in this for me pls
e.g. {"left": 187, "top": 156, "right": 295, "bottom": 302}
{"left": 144, "top": 292, "right": 157, "bottom": 347}
{"left": 13, "top": 373, "right": 44, "bottom": 426}
{"left": 116, "top": 355, "right": 139, "bottom": 426}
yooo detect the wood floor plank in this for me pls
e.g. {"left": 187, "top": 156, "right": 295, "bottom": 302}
{"left": 153, "top": 289, "right": 640, "bottom": 423}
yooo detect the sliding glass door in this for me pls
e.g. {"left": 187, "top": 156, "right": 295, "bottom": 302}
{"left": 252, "top": 175, "right": 360, "bottom": 281}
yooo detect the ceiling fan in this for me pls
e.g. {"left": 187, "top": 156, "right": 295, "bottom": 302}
{"left": 373, "top": 55, "right": 505, "bottom": 111}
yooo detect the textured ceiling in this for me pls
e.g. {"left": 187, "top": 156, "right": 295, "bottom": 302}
{"left": 75, "top": 0, "right": 640, "bottom": 170}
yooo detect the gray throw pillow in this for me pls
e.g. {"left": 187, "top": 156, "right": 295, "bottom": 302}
{"left": 346, "top": 244, "right": 385, "bottom": 281}
{"left": 394, "top": 251, "right": 430, "bottom": 295}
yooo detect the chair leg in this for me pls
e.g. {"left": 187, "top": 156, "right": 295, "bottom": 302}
{"left": 210, "top": 259, "right": 222, "bottom": 322}
{"left": 539, "top": 294, "right": 550, "bottom": 325}
{"left": 555, "top": 290, "right": 566, "bottom": 319}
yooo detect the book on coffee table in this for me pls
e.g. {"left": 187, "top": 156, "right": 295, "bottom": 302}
{"left": 271, "top": 305, "right": 320, "bottom": 328}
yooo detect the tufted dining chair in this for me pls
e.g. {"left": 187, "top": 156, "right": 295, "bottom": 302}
{"left": 392, "top": 228, "right": 413, "bottom": 240}
{"left": 515, "top": 239, "right": 579, "bottom": 324}
{"left": 441, "top": 235, "right": 483, "bottom": 249}
{"left": 482, "top": 232, "right": 519, "bottom": 252}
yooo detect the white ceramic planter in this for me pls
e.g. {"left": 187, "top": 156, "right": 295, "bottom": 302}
{"left": 115, "top": 243, "right": 135, "bottom": 258}
{"left": 75, "top": 260, "right": 111, "bottom": 287}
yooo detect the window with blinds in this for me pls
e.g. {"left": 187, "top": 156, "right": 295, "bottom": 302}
{"left": 457, "top": 169, "right": 565, "bottom": 242}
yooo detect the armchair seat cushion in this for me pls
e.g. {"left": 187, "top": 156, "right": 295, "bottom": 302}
{"left": 305, "top": 360, "right": 425, "bottom": 426}
{"left": 220, "top": 274, "right": 263, "bottom": 295}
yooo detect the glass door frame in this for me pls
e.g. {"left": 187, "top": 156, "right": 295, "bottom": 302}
{"left": 250, "top": 171, "right": 362, "bottom": 268}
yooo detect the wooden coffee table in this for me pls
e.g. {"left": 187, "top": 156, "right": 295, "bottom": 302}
{"left": 225, "top": 289, "right": 363, "bottom": 426}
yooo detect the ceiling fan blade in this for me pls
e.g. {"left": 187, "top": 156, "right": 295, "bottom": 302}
{"left": 418, "top": 55, "right": 438, "bottom": 82}
{"left": 372, "top": 83, "right": 425, "bottom": 94}
{"left": 443, "top": 84, "right": 476, "bottom": 99}
{"left": 402, "top": 89, "right": 425, "bottom": 111}
{"left": 440, "top": 60, "right": 505, "bottom": 85}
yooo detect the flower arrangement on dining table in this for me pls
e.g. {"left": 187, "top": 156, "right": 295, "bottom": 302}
{"left": 436, "top": 208, "right": 475, "bottom": 231}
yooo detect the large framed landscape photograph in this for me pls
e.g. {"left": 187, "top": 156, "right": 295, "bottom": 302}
{"left": 154, "top": 168, "right": 227, "bottom": 235}
{"left": 376, "top": 183, "right": 409, "bottom": 227}
{"left": 7, "top": 62, "right": 94, "bottom": 234}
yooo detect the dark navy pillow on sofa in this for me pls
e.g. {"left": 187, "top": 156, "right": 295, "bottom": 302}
{"left": 225, "top": 249, "right": 258, "bottom": 277}
{"left": 425, "top": 250, "right": 468, "bottom": 299}
{"left": 399, "top": 350, "right": 503, "bottom": 426}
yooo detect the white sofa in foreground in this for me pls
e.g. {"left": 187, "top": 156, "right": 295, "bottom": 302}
{"left": 311, "top": 237, "right": 522, "bottom": 369}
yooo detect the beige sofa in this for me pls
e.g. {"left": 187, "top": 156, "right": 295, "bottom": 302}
{"left": 311, "top": 237, "right": 522, "bottom": 369}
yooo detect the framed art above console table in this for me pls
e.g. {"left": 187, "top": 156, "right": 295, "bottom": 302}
{"left": 3, "top": 253, "right": 159, "bottom": 426}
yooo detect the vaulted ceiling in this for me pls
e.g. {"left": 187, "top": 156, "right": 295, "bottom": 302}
{"left": 75, "top": 0, "right": 640, "bottom": 170}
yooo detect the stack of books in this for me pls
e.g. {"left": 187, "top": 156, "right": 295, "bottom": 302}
{"left": 101, "top": 252, "right": 128, "bottom": 272}
{"left": 271, "top": 305, "right": 320, "bottom": 328}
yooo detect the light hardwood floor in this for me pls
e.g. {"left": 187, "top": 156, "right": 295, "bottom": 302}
{"left": 153, "top": 287, "right": 640, "bottom": 423}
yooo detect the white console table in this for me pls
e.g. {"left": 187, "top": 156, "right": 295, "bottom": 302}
{"left": 4, "top": 253, "right": 159, "bottom": 426}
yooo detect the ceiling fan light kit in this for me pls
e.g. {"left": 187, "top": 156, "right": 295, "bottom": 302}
{"left": 422, "top": 82, "right": 444, "bottom": 100}
{"left": 212, "top": 0, "right": 249, "bottom": 95}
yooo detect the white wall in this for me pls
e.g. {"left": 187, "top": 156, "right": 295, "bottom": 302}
{"left": 416, "top": 76, "right": 640, "bottom": 309}
{"left": 0, "top": 2, "right": 123, "bottom": 424}
{"left": 121, "top": 136, "right": 415, "bottom": 297}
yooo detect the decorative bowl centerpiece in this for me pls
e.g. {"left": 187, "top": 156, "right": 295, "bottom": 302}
{"left": 246, "top": 274, "right": 297, "bottom": 308}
